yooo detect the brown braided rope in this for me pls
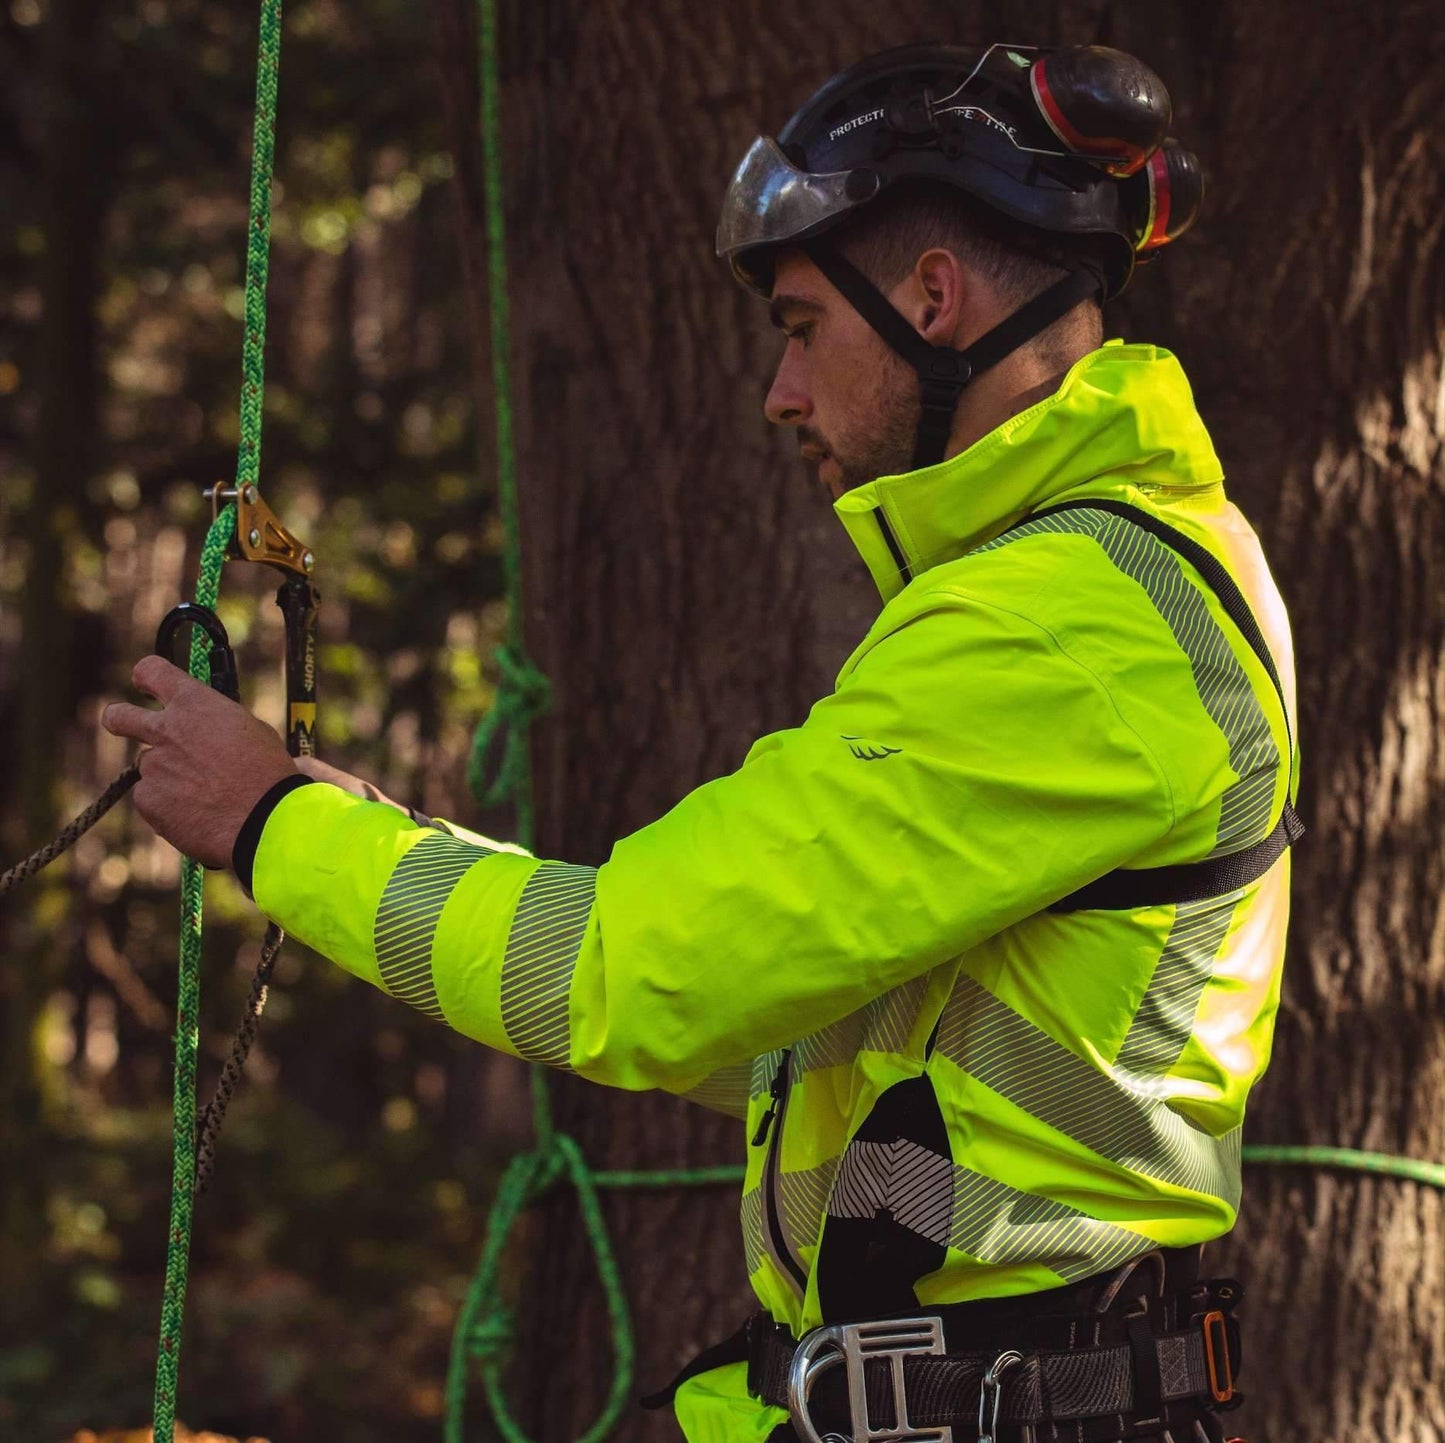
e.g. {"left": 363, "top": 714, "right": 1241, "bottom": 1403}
{"left": 0, "top": 764, "right": 141, "bottom": 897}
{"left": 0, "top": 756, "right": 286, "bottom": 1197}
{"left": 194, "top": 919, "right": 285, "bottom": 1194}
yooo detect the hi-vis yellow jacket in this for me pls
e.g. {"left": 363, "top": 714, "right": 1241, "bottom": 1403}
{"left": 246, "top": 341, "right": 1297, "bottom": 1442}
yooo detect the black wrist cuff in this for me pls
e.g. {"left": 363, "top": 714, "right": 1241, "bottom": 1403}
{"left": 233, "top": 773, "right": 314, "bottom": 897}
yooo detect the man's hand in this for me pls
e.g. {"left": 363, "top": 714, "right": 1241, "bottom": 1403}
{"left": 101, "top": 655, "right": 298, "bottom": 869}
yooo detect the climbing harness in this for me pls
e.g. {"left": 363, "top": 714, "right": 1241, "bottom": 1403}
{"left": 651, "top": 1249, "right": 1246, "bottom": 1443}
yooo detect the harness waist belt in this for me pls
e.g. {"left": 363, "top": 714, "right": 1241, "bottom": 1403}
{"left": 748, "top": 1314, "right": 1217, "bottom": 1431}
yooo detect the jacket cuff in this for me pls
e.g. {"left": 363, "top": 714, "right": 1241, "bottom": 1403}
{"left": 233, "top": 774, "right": 315, "bottom": 895}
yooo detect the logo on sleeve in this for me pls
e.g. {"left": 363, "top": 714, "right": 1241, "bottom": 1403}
{"left": 841, "top": 734, "right": 902, "bottom": 761}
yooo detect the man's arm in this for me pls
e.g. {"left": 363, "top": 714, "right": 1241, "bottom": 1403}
{"left": 247, "top": 588, "right": 1178, "bottom": 1094}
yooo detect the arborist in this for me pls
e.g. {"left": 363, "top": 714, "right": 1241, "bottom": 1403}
{"left": 103, "top": 43, "right": 1299, "bottom": 1443}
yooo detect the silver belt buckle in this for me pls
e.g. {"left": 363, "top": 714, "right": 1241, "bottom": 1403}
{"left": 787, "top": 1315, "right": 952, "bottom": 1443}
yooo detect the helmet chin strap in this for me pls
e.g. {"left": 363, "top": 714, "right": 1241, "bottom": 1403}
{"left": 804, "top": 241, "right": 1101, "bottom": 470}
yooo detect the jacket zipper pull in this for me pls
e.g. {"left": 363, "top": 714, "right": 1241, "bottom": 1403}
{"left": 751, "top": 1050, "right": 790, "bottom": 1147}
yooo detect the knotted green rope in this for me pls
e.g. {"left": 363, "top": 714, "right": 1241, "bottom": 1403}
{"left": 444, "top": 2, "right": 741, "bottom": 1439}
{"left": 150, "top": 1, "right": 281, "bottom": 1436}
{"left": 446, "top": 1075, "right": 641, "bottom": 1443}
{"left": 463, "top": 0, "right": 548, "bottom": 833}
{"left": 467, "top": 641, "right": 551, "bottom": 812}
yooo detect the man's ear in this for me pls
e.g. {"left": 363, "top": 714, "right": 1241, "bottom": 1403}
{"left": 913, "top": 248, "right": 967, "bottom": 345}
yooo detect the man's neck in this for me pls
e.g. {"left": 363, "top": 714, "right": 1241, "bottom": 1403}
{"left": 943, "top": 353, "right": 1081, "bottom": 460}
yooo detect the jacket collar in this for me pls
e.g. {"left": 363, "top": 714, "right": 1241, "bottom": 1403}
{"left": 832, "top": 341, "right": 1225, "bottom": 602}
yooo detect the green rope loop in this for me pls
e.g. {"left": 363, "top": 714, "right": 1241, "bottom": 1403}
{"left": 467, "top": 641, "right": 552, "bottom": 808}
{"left": 150, "top": 0, "right": 281, "bottom": 1434}
{"left": 446, "top": 1132, "right": 640, "bottom": 1443}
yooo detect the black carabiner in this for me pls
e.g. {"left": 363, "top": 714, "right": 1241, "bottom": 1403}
{"left": 155, "top": 602, "right": 241, "bottom": 702}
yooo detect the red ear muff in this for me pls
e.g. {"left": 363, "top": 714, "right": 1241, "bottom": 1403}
{"left": 1127, "top": 137, "right": 1204, "bottom": 253}
{"left": 1029, "top": 46, "right": 1172, "bottom": 177}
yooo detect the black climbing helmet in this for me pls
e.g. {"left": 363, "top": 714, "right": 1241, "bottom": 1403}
{"left": 717, "top": 43, "right": 1205, "bottom": 469}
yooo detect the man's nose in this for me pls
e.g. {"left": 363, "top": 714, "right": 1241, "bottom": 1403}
{"left": 764, "top": 349, "right": 812, "bottom": 427}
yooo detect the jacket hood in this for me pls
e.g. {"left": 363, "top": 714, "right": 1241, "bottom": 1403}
{"left": 833, "top": 341, "right": 1224, "bottom": 602}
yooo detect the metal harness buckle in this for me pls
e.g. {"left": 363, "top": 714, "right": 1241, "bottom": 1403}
{"left": 787, "top": 1315, "right": 953, "bottom": 1443}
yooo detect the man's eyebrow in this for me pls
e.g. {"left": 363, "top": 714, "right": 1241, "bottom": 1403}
{"left": 768, "top": 293, "right": 824, "bottom": 330}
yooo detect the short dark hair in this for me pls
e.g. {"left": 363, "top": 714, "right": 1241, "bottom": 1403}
{"left": 837, "top": 182, "right": 1104, "bottom": 354}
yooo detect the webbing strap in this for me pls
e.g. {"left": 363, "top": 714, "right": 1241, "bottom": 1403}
{"left": 804, "top": 241, "right": 1100, "bottom": 469}
{"left": 747, "top": 1318, "right": 1214, "bottom": 1427}
{"left": 1021, "top": 500, "right": 1303, "bottom": 914}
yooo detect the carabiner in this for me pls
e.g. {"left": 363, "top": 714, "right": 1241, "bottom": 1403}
{"left": 155, "top": 602, "right": 241, "bottom": 702}
{"left": 978, "top": 1349, "right": 1024, "bottom": 1443}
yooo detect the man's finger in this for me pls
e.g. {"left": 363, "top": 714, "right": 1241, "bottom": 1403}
{"left": 102, "top": 700, "right": 166, "bottom": 745}
{"left": 132, "top": 653, "right": 195, "bottom": 702}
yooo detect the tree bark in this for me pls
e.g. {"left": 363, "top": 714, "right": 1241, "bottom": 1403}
{"left": 1153, "top": 6, "right": 1445, "bottom": 1439}
{"left": 437, "top": 1, "right": 1445, "bottom": 1438}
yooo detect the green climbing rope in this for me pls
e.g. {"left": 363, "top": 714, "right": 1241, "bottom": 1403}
{"left": 1242, "top": 1143, "right": 1445, "bottom": 1190}
{"left": 463, "top": 0, "right": 548, "bottom": 830}
{"left": 150, "top": 509, "right": 236, "bottom": 1443}
{"left": 444, "top": 1, "right": 743, "bottom": 1438}
{"left": 150, "top": 2, "right": 282, "bottom": 1437}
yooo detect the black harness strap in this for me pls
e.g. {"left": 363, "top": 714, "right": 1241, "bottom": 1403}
{"left": 1022, "top": 500, "right": 1304, "bottom": 913}
{"left": 805, "top": 242, "right": 1100, "bottom": 469}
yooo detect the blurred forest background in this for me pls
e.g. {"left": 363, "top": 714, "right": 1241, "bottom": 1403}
{"left": 2, "top": 1, "right": 1444, "bottom": 1442}
{"left": 0, "top": 1, "right": 525, "bottom": 1438}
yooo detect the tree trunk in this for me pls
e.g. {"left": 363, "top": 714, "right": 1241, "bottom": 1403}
{"left": 1157, "top": 6, "right": 1445, "bottom": 1440}
{"left": 437, "top": 1, "right": 1445, "bottom": 1438}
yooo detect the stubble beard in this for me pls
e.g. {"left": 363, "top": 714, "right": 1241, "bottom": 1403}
{"left": 808, "top": 361, "right": 919, "bottom": 499}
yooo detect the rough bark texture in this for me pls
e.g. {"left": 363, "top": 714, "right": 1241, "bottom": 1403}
{"left": 1179, "top": 6, "right": 1445, "bottom": 1440}
{"left": 436, "top": 1, "right": 1445, "bottom": 1438}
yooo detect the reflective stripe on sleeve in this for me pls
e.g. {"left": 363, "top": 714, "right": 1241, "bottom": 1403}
{"left": 374, "top": 831, "right": 495, "bottom": 1021}
{"left": 499, "top": 861, "right": 597, "bottom": 1066}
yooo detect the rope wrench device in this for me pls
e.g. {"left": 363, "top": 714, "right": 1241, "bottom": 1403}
{"left": 152, "top": 483, "right": 319, "bottom": 1200}
{"left": 156, "top": 482, "right": 319, "bottom": 760}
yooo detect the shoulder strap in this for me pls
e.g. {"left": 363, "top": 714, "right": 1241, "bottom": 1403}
{"left": 1015, "top": 500, "right": 1304, "bottom": 913}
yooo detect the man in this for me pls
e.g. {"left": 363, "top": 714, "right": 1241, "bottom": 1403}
{"left": 105, "top": 43, "right": 1298, "bottom": 1443}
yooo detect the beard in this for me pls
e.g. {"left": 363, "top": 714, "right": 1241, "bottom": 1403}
{"left": 798, "top": 356, "right": 919, "bottom": 497}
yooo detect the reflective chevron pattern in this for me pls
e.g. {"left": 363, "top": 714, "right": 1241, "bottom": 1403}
{"left": 935, "top": 975, "right": 1241, "bottom": 1207}
{"left": 776, "top": 1158, "right": 838, "bottom": 1261}
{"left": 374, "top": 832, "right": 493, "bottom": 1021}
{"left": 1116, "top": 897, "right": 1239, "bottom": 1075}
{"left": 947, "top": 1159, "right": 1154, "bottom": 1280}
{"left": 679, "top": 1061, "right": 753, "bottom": 1119}
{"left": 499, "top": 861, "right": 597, "bottom": 1067}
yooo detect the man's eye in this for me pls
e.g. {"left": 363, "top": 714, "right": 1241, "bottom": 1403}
{"left": 786, "top": 325, "right": 813, "bottom": 349}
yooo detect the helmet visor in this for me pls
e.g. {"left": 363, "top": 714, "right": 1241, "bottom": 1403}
{"left": 716, "top": 136, "right": 864, "bottom": 295}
